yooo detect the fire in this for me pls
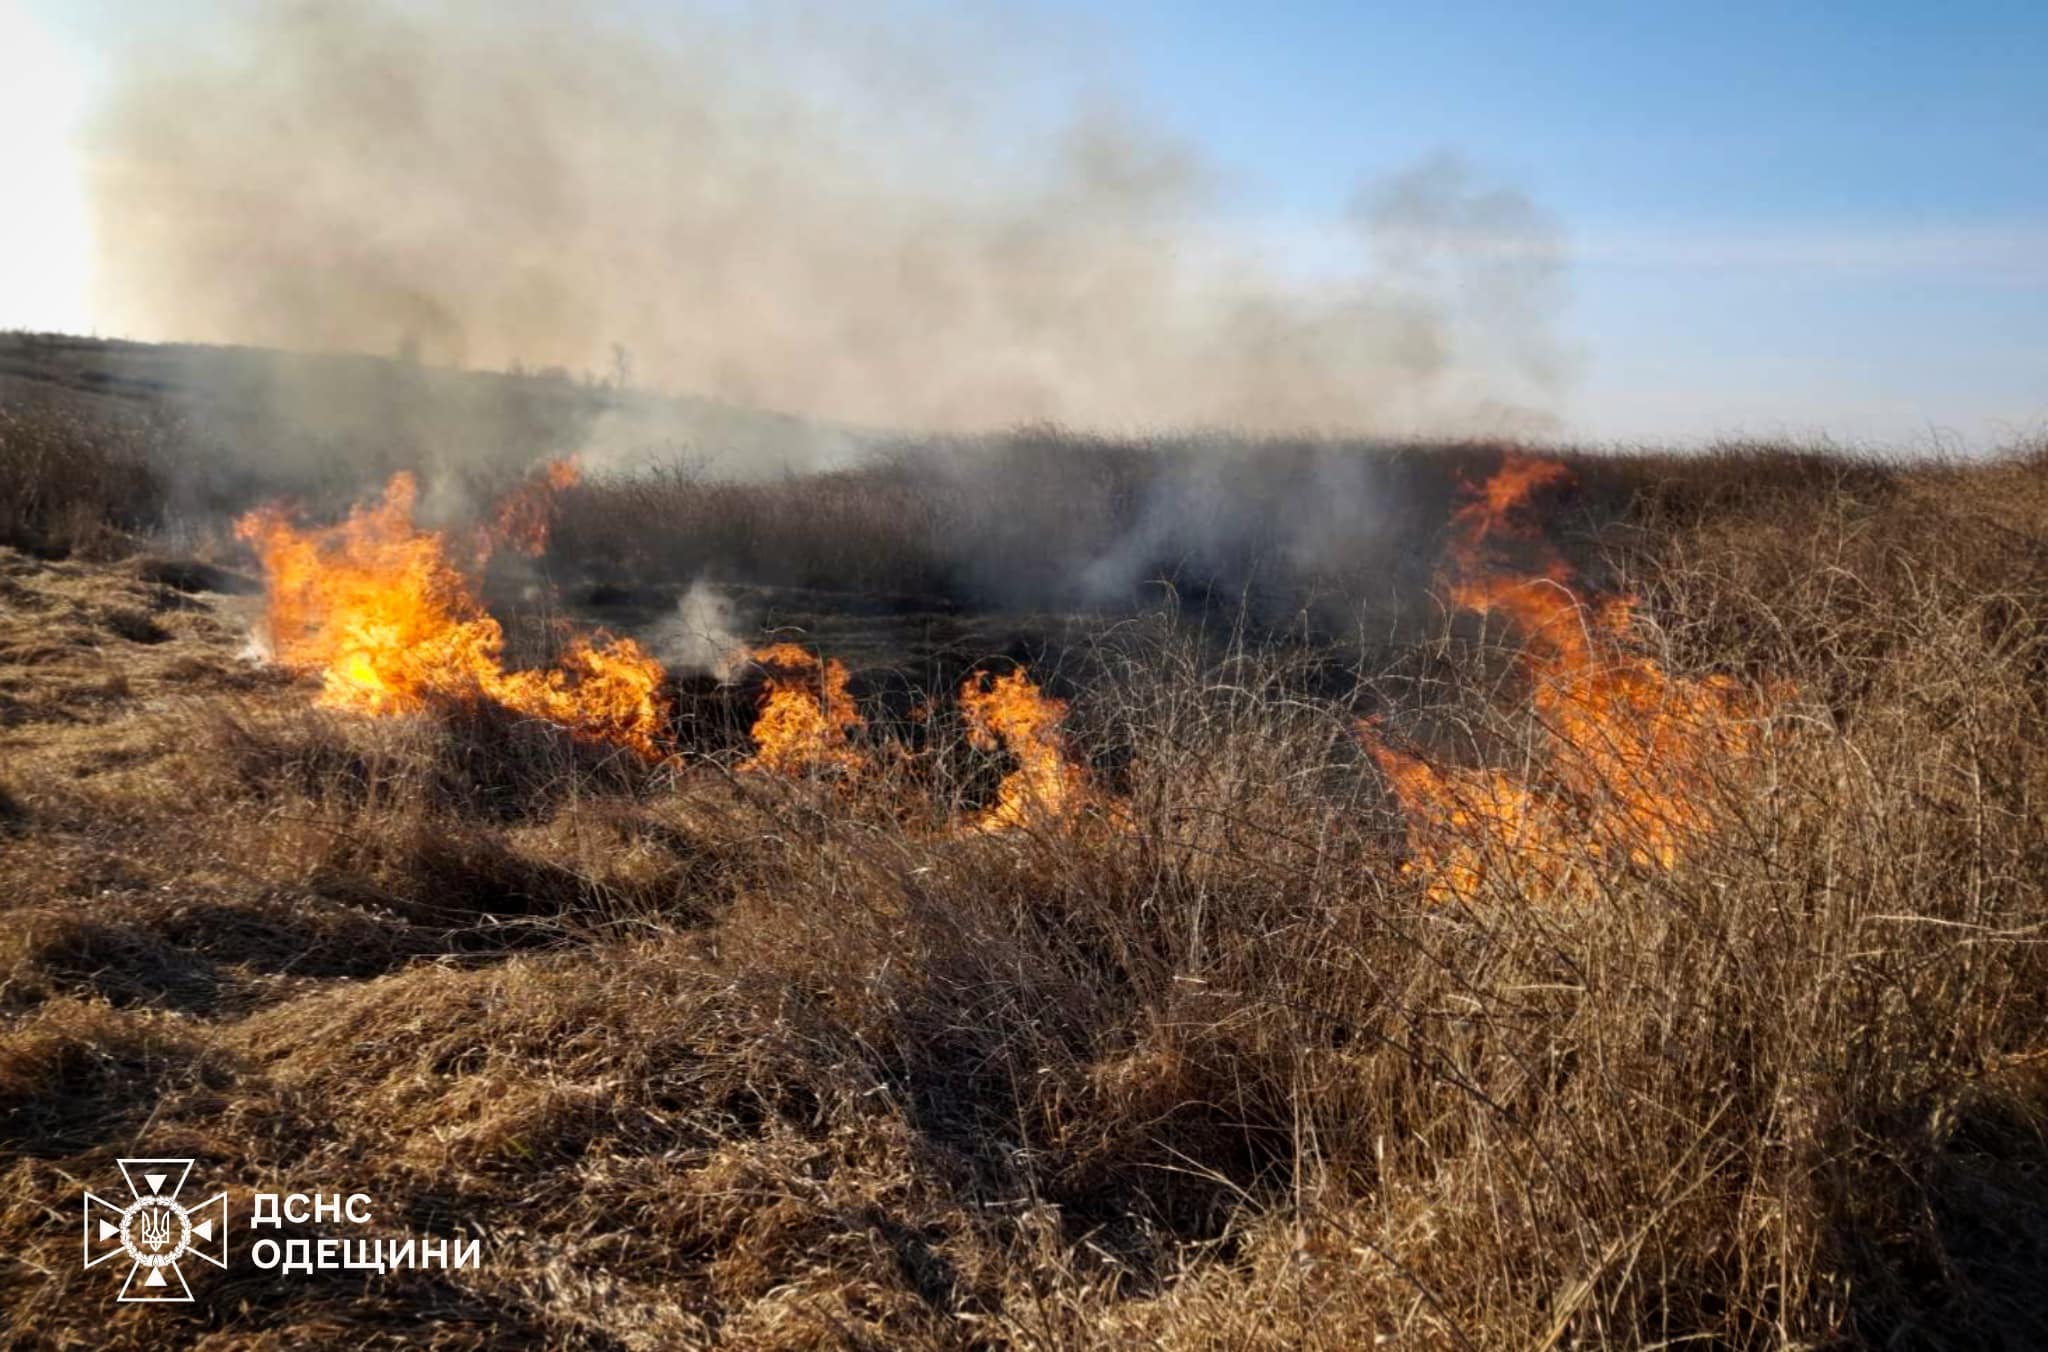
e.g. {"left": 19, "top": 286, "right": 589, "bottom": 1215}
{"left": 490, "top": 457, "right": 580, "bottom": 556}
{"left": 1449, "top": 454, "right": 1569, "bottom": 554}
{"left": 235, "top": 472, "right": 668, "bottom": 758}
{"left": 740, "top": 643, "right": 867, "bottom": 777}
{"left": 959, "top": 669, "right": 1094, "bottom": 831}
{"left": 1364, "top": 734, "right": 1559, "bottom": 903}
{"left": 1363, "top": 455, "right": 1765, "bottom": 902}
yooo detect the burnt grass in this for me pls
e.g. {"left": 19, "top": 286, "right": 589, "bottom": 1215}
{"left": 3, "top": 337, "right": 2048, "bottom": 1348}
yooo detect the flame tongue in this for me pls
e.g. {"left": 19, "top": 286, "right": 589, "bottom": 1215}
{"left": 488, "top": 636, "right": 671, "bottom": 761}
{"left": 1365, "top": 455, "right": 1764, "bottom": 902}
{"left": 1448, "top": 455, "right": 1570, "bottom": 555}
{"left": 959, "top": 669, "right": 1092, "bottom": 831}
{"left": 236, "top": 473, "right": 483, "bottom": 716}
{"left": 490, "top": 457, "right": 580, "bottom": 556}
{"left": 740, "top": 643, "right": 866, "bottom": 776}
{"left": 1364, "top": 734, "right": 1560, "bottom": 902}
{"left": 235, "top": 471, "right": 668, "bottom": 758}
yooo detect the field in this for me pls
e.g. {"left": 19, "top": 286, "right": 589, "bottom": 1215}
{"left": 2, "top": 334, "right": 2045, "bottom": 1348}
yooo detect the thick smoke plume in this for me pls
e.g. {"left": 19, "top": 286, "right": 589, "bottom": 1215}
{"left": 90, "top": 0, "right": 1570, "bottom": 439}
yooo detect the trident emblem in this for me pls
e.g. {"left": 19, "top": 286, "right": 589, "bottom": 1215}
{"left": 137, "top": 1206, "right": 173, "bottom": 1251}
{"left": 82, "top": 1159, "right": 230, "bottom": 1302}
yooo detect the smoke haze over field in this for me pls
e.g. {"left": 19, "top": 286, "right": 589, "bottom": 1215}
{"left": 89, "top": 0, "right": 1571, "bottom": 437}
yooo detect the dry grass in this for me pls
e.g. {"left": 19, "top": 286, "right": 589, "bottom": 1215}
{"left": 0, "top": 397, "right": 170, "bottom": 560}
{"left": 1, "top": 404, "right": 2046, "bottom": 1347}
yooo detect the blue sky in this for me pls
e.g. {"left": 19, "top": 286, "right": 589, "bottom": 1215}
{"left": 1077, "top": 2, "right": 2044, "bottom": 223}
{"left": 1051, "top": 0, "right": 2047, "bottom": 446}
{"left": 3, "top": 0, "right": 2042, "bottom": 446}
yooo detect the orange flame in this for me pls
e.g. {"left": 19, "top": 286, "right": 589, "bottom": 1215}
{"left": 1363, "top": 455, "right": 1766, "bottom": 902}
{"left": 959, "top": 669, "right": 1095, "bottom": 831}
{"left": 235, "top": 472, "right": 668, "bottom": 758}
{"left": 740, "top": 643, "right": 867, "bottom": 777}
{"left": 1364, "top": 733, "right": 1561, "bottom": 902}
{"left": 1448, "top": 454, "right": 1569, "bottom": 560}
{"left": 490, "top": 457, "right": 580, "bottom": 556}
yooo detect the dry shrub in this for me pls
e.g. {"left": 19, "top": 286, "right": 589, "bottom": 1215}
{"left": 0, "top": 399, "right": 168, "bottom": 559}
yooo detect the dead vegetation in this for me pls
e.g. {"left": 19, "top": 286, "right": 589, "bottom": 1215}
{"left": 1, "top": 376, "right": 2046, "bottom": 1347}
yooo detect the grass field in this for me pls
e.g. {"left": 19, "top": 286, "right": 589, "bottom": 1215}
{"left": 2, "top": 337, "right": 2045, "bottom": 1348}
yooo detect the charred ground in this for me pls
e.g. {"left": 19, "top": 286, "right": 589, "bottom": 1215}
{"left": 3, "top": 335, "right": 2046, "bottom": 1348}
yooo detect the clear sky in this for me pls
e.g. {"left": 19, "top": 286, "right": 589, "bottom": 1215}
{"left": 2, "top": 0, "right": 2042, "bottom": 446}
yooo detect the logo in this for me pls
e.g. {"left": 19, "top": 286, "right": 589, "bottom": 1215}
{"left": 82, "top": 1159, "right": 229, "bottom": 1302}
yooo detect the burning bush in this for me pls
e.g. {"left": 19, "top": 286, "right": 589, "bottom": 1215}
{"left": 235, "top": 471, "right": 669, "bottom": 759}
{"left": 1362, "top": 456, "right": 1777, "bottom": 902}
{"left": 738, "top": 643, "right": 868, "bottom": 779}
{"left": 959, "top": 668, "right": 1101, "bottom": 831}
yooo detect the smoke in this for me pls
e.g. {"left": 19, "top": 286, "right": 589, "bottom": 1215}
{"left": 894, "top": 432, "right": 1440, "bottom": 616}
{"left": 650, "top": 580, "right": 744, "bottom": 679}
{"left": 88, "top": 0, "right": 1573, "bottom": 442}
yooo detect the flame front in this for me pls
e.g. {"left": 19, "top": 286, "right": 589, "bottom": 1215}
{"left": 235, "top": 472, "right": 668, "bottom": 758}
{"left": 1364, "top": 734, "right": 1558, "bottom": 902}
{"left": 490, "top": 457, "right": 580, "bottom": 556}
{"left": 741, "top": 643, "right": 867, "bottom": 777}
{"left": 1363, "top": 455, "right": 1767, "bottom": 902}
{"left": 959, "top": 669, "right": 1094, "bottom": 831}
